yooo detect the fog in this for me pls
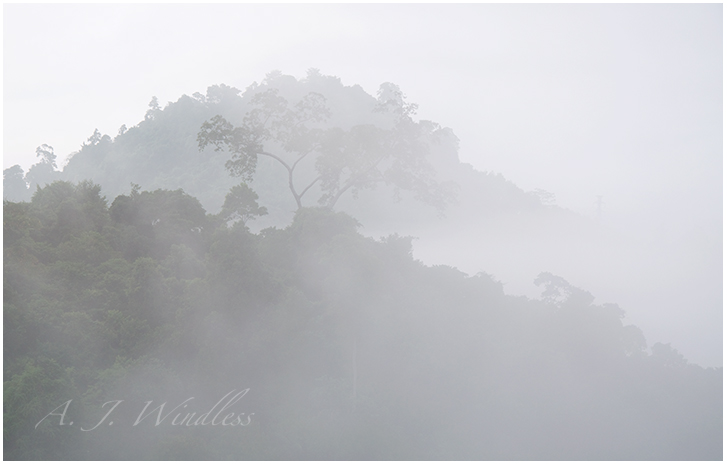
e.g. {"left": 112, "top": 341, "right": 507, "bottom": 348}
{"left": 3, "top": 4, "right": 722, "bottom": 460}
{"left": 5, "top": 3, "right": 721, "bottom": 367}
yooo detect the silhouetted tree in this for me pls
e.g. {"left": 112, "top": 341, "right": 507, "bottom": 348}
{"left": 219, "top": 182, "right": 268, "bottom": 225}
{"left": 651, "top": 342, "right": 688, "bottom": 368}
{"left": 3, "top": 165, "right": 30, "bottom": 202}
{"left": 534, "top": 271, "right": 594, "bottom": 307}
{"left": 145, "top": 96, "right": 161, "bottom": 120}
{"left": 198, "top": 82, "right": 455, "bottom": 211}
{"left": 35, "top": 144, "right": 57, "bottom": 168}
{"left": 25, "top": 145, "right": 61, "bottom": 193}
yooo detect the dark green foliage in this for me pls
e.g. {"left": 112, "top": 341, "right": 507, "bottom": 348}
{"left": 4, "top": 357, "right": 79, "bottom": 460}
{"left": 29, "top": 180, "right": 109, "bottom": 246}
{"left": 218, "top": 182, "right": 268, "bottom": 225}
{"left": 4, "top": 181, "right": 721, "bottom": 460}
{"left": 109, "top": 187, "right": 208, "bottom": 260}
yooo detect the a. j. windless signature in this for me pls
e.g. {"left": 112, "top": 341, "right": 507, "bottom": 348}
{"left": 35, "top": 389, "right": 254, "bottom": 431}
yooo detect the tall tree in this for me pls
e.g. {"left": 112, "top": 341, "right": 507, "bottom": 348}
{"left": 198, "top": 88, "right": 329, "bottom": 209}
{"left": 35, "top": 144, "right": 57, "bottom": 168}
{"left": 3, "top": 165, "right": 30, "bottom": 202}
{"left": 25, "top": 144, "right": 61, "bottom": 193}
{"left": 197, "top": 82, "right": 455, "bottom": 211}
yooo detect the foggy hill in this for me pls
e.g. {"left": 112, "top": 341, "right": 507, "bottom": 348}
{"left": 3, "top": 181, "right": 722, "bottom": 460}
{"left": 4, "top": 70, "right": 567, "bottom": 227}
{"left": 4, "top": 71, "right": 718, "bottom": 370}
{"left": 3, "top": 69, "right": 609, "bottom": 294}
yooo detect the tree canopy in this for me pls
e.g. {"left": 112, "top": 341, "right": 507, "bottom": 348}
{"left": 3, "top": 181, "right": 721, "bottom": 460}
{"left": 198, "top": 77, "right": 456, "bottom": 211}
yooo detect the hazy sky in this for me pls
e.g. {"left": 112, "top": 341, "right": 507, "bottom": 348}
{"left": 5, "top": 4, "right": 721, "bottom": 226}
{"left": 3, "top": 4, "right": 723, "bottom": 364}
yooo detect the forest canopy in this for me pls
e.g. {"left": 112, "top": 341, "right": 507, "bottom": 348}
{"left": 3, "top": 71, "right": 722, "bottom": 461}
{"left": 3, "top": 180, "right": 722, "bottom": 460}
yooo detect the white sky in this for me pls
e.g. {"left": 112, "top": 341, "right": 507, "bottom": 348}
{"left": 3, "top": 3, "right": 723, "bottom": 365}
{"left": 4, "top": 4, "right": 721, "bottom": 227}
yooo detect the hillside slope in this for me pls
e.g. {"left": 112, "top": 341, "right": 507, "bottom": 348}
{"left": 4, "top": 181, "right": 722, "bottom": 460}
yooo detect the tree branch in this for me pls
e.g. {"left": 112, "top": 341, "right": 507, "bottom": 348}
{"left": 328, "top": 153, "right": 387, "bottom": 208}
{"left": 291, "top": 146, "right": 317, "bottom": 171}
{"left": 299, "top": 175, "right": 322, "bottom": 199}
{"left": 259, "top": 150, "right": 292, "bottom": 172}
{"left": 259, "top": 150, "right": 302, "bottom": 208}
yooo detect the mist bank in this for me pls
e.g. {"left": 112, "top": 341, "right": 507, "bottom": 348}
{"left": 4, "top": 181, "right": 722, "bottom": 460}
{"left": 3, "top": 71, "right": 720, "bottom": 369}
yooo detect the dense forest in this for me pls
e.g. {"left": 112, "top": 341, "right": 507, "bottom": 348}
{"left": 4, "top": 71, "right": 722, "bottom": 460}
